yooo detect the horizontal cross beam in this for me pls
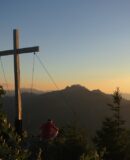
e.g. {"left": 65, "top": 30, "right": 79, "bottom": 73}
{"left": 0, "top": 46, "right": 39, "bottom": 56}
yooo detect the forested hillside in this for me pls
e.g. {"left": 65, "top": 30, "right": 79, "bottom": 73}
{"left": 3, "top": 85, "right": 130, "bottom": 136}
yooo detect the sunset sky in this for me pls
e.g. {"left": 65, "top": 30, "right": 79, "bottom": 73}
{"left": 0, "top": 0, "right": 130, "bottom": 93}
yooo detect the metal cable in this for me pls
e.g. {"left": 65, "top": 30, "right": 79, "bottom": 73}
{"left": 35, "top": 54, "right": 78, "bottom": 119}
{"left": 0, "top": 57, "right": 9, "bottom": 92}
{"left": 35, "top": 54, "right": 59, "bottom": 90}
{"left": 30, "top": 53, "right": 35, "bottom": 93}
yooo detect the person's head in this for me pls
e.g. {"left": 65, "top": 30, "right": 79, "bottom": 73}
{"left": 47, "top": 119, "right": 53, "bottom": 123}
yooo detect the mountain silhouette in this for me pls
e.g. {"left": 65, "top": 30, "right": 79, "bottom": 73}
{"left": 2, "top": 84, "right": 130, "bottom": 136}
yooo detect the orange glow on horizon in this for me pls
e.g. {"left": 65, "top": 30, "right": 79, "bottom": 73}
{"left": 2, "top": 77, "right": 130, "bottom": 94}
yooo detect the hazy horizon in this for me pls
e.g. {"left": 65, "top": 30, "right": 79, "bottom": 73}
{"left": 4, "top": 84, "right": 130, "bottom": 101}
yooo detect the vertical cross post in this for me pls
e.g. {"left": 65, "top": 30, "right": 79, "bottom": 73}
{"left": 0, "top": 29, "right": 39, "bottom": 134}
{"left": 13, "top": 29, "right": 22, "bottom": 134}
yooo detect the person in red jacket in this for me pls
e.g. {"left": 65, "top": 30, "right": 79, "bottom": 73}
{"left": 40, "top": 119, "right": 59, "bottom": 140}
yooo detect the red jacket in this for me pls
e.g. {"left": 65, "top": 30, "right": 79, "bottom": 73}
{"left": 40, "top": 122, "right": 59, "bottom": 139}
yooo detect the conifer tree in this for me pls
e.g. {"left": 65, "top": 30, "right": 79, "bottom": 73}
{"left": 94, "top": 88, "right": 128, "bottom": 160}
{"left": 0, "top": 86, "right": 29, "bottom": 160}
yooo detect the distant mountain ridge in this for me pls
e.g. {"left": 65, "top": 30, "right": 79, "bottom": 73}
{"left": 6, "top": 88, "right": 45, "bottom": 96}
{"left": 122, "top": 93, "right": 130, "bottom": 100}
{"left": 3, "top": 84, "right": 130, "bottom": 136}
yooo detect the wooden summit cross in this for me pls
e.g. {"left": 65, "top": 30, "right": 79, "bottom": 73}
{"left": 0, "top": 29, "right": 39, "bottom": 134}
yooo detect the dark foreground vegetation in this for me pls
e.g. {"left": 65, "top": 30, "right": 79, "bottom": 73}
{"left": 1, "top": 86, "right": 130, "bottom": 160}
